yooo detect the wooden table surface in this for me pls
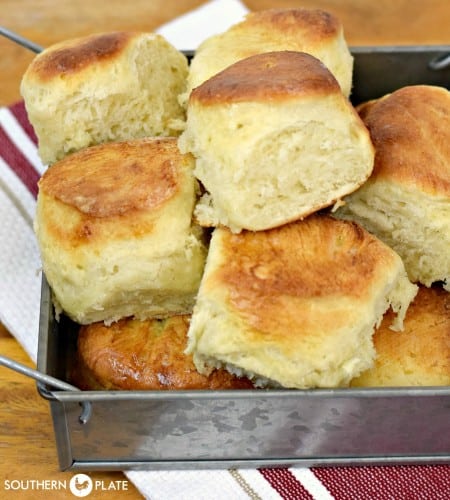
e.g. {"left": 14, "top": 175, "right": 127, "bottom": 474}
{"left": 0, "top": 1, "right": 449, "bottom": 498}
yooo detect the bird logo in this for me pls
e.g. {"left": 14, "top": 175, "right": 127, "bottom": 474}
{"left": 69, "top": 474, "right": 93, "bottom": 497}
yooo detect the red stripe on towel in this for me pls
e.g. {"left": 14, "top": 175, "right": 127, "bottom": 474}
{"left": 0, "top": 125, "right": 40, "bottom": 198}
{"left": 259, "top": 468, "right": 314, "bottom": 499}
{"left": 312, "top": 465, "right": 450, "bottom": 500}
{"left": 9, "top": 101, "right": 38, "bottom": 145}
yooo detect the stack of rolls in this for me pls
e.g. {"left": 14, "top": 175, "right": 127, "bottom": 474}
{"left": 35, "top": 136, "right": 257, "bottom": 390}
{"left": 336, "top": 85, "right": 450, "bottom": 388}
{"left": 26, "top": 30, "right": 254, "bottom": 390}
{"left": 25, "top": 8, "right": 448, "bottom": 391}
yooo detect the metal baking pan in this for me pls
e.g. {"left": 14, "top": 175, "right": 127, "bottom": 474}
{"left": 36, "top": 46, "right": 450, "bottom": 471}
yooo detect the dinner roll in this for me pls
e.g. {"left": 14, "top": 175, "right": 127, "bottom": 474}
{"left": 186, "top": 215, "right": 418, "bottom": 389}
{"left": 179, "top": 51, "right": 374, "bottom": 232}
{"left": 21, "top": 31, "right": 188, "bottom": 165}
{"left": 35, "top": 138, "right": 207, "bottom": 324}
{"left": 351, "top": 286, "right": 450, "bottom": 387}
{"left": 335, "top": 85, "right": 450, "bottom": 290}
{"left": 184, "top": 8, "right": 353, "bottom": 99}
{"left": 73, "top": 315, "right": 254, "bottom": 390}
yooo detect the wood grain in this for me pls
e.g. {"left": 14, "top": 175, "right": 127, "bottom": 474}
{"left": 245, "top": 0, "right": 450, "bottom": 45}
{"left": 0, "top": 1, "right": 449, "bottom": 498}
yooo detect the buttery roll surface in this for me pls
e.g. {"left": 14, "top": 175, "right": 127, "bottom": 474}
{"left": 21, "top": 31, "right": 188, "bottom": 165}
{"left": 179, "top": 51, "right": 374, "bottom": 232}
{"left": 351, "top": 286, "right": 450, "bottom": 387}
{"left": 335, "top": 85, "right": 450, "bottom": 290}
{"left": 35, "top": 138, "right": 207, "bottom": 324}
{"left": 185, "top": 8, "right": 353, "bottom": 99}
{"left": 73, "top": 315, "right": 254, "bottom": 390}
{"left": 186, "top": 215, "right": 418, "bottom": 389}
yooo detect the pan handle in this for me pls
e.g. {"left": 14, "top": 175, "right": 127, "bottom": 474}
{"left": 0, "top": 354, "right": 92, "bottom": 424}
{"left": 0, "top": 26, "right": 43, "bottom": 53}
{"left": 429, "top": 52, "right": 450, "bottom": 70}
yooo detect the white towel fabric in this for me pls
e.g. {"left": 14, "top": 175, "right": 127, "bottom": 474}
{"left": 0, "top": 104, "right": 45, "bottom": 360}
{"left": 2, "top": 1, "right": 449, "bottom": 499}
{"left": 155, "top": 0, "right": 248, "bottom": 50}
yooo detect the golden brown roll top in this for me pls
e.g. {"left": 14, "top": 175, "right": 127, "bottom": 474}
{"left": 73, "top": 315, "right": 255, "bottom": 390}
{"left": 335, "top": 85, "right": 450, "bottom": 290}
{"left": 39, "top": 138, "right": 181, "bottom": 221}
{"left": 185, "top": 7, "right": 353, "bottom": 98}
{"left": 235, "top": 7, "right": 342, "bottom": 43}
{"left": 23, "top": 31, "right": 135, "bottom": 82}
{"left": 35, "top": 138, "right": 208, "bottom": 325}
{"left": 186, "top": 215, "right": 418, "bottom": 389}
{"left": 190, "top": 50, "right": 340, "bottom": 105}
{"left": 351, "top": 286, "right": 450, "bottom": 387}
{"left": 358, "top": 85, "right": 450, "bottom": 196}
{"left": 216, "top": 216, "right": 397, "bottom": 308}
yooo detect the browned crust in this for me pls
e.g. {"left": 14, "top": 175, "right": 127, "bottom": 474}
{"left": 354, "top": 285, "right": 450, "bottom": 385}
{"left": 38, "top": 138, "right": 183, "bottom": 218}
{"left": 211, "top": 215, "right": 397, "bottom": 337}
{"left": 355, "top": 98, "right": 379, "bottom": 120}
{"left": 74, "top": 315, "right": 254, "bottom": 390}
{"left": 190, "top": 51, "right": 339, "bottom": 105}
{"left": 39, "top": 198, "right": 157, "bottom": 249}
{"left": 358, "top": 85, "right": 450, "bottom": 195}
{"left": 26, "top": 32, "right": 136, "bottom": 81}
{"left": 241, "top": 8, "right": 341, "bottom": 41}
{"left": 374, "top": 286, "right": 449, "bottom": 370}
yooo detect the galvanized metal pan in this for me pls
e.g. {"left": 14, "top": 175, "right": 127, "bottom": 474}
{"left": 36, "top": 46, "right": 450, "bottom": 471}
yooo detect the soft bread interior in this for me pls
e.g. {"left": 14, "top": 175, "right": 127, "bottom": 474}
{"left": 36, "top": 192, "right": 207, "bottom": 325}
{"left": 180, "top": 96, "right": 374, "bottom": 232}
{"left": 336, "top": 180, "right": 450, "bottom": 290}
{"left": 21, "top": 33, "right": 188, "bottom": 164}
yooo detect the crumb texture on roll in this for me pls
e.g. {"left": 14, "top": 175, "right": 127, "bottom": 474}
{"left": 185, "top": 8, "right": 353, "bottom": 99}
{"left": 73, "top": 315, "right": 254, "bottom": 390}
{"left": 186, "top": 215, "right": 418, "bottom": 389}
{"left": 179, "top": 51, "right": 374, "bottom": 232}
{"left": 35, "top": 138, "right": 207, "bottom": 324}
{"left": 21, "top": 32, "right": 188, "bottom": 165}
{"left": 351, "top": 286, "right": 450, "bottom": 387}
{"left": 335, "top": 85, "right": 450, "bottom": 290}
